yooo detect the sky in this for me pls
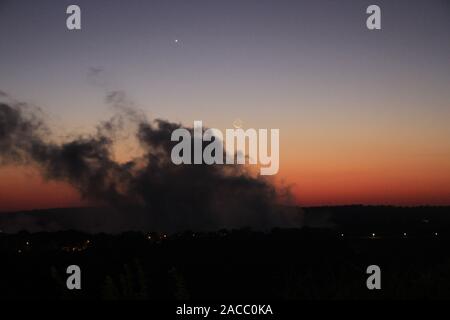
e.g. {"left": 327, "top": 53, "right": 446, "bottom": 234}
{"left": 0, "top": 0, "right": 450, "bottom": 211}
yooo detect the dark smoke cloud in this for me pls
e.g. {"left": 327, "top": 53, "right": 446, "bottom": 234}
{"left": 0, "top": 92, "right": 300, "bottom": 232}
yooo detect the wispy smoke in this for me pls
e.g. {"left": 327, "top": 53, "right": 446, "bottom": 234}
{"left": 0, "top": 92, "right": 300, "bottom": 232}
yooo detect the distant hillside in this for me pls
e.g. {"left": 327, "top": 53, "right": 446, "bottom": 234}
{"left": 0, "top": 207, "right": 137, "bottom": 233}
{"left": 1, "top": 205, "right": 450, "bottom": 234}
{"left": 303, "top": 205, "right": 450, "bottom": 235}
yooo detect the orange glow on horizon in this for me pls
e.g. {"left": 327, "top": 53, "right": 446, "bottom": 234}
{"left": 0, "top": 166, "right": 85, "bottom": 212}
{"left": 1, "top": 159, "right": 450, "bottom": 212}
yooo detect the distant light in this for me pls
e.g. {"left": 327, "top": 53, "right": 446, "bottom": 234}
{"left": 174, "top": 39, "right": 179, "bottom": 43}
{"left": 18, "top": 250, "right": 22, "bottom": 253}
{"left": 340, "top": 233, "right": 344, "bottom": 237}
{"left": 147, "top": 236, "right": 151, "bottom": 240}
{"left": 372, "top": 233, "right": 376, "bottom": 237}
{"left": 26, "top": 241, "right": 30, "bottom": 246}
{"left": 403, "top": 233, "right": 407, "bottom": 237}
{"left": 434, "top": 232, "right": 438, "bottom": 236}
{"left": 86, "top": 240, "right": 91, "bottom": 244}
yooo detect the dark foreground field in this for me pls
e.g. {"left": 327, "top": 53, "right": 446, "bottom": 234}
{"left": 1, "top": 205, "right": 450, "bottom": 300}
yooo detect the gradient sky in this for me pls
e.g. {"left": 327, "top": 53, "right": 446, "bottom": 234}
{"left": 1, "top": 0, "right": 450, "bottom": 211}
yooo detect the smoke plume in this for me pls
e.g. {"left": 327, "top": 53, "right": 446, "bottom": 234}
{"left": 0, "top": 92, "right": 300, "bottom": 232}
